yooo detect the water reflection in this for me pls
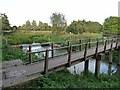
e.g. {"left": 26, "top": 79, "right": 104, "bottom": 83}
{"left": 67, "top": 59, "right": 117, "bottom": 75}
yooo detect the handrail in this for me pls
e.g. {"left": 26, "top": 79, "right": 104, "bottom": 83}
{"left": 24, "top": 37, "right": 119, "bottom": 63}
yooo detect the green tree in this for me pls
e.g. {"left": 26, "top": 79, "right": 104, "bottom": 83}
{"left": 50, "top": 12, "right": 67, "bottom": 34}
{"left": 0, "top": 13, "right": 11, "bottom": 31}
{"left": 31, "top": 20, "right": 37, "bottom": 31}
{"left": 66, "top": 20, "right": 102, "bottom": 34}
{"left": 103, "top": 16, "right": 120, "bottom": 34}
{"left": 25, "top": 20, "right": 31, "bottom": 31}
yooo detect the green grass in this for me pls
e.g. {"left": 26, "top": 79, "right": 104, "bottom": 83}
{"left": 13, "top": 69, "right": 120, "bottom": 89}
{"left": 4, "top": 32, "right": 103, "bottom": 45}
{"left": 2, "top": 41, "right": 38, "bottom": 62}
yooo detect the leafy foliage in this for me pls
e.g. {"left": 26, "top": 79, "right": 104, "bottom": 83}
{"left": 15, "top": 70, "right": 120, "bottom": 88}
{"left": 2, "top": 40, "right": 28, "bottom": 62}
{"left": 50, "top": 12, "right": 67, "bottom": 34}
{"left": 66, "top": 20, "right": 102, "bottom": 34}
{"left": 0, "top": 13, "right": 11, "bottom": 31}
{"left": 103, "top": 16, "right": 120, "bottom": 34}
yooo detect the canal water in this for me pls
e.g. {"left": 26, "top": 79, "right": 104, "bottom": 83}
{"left": 21, "top": 43, "right": 117, "bottom": 75}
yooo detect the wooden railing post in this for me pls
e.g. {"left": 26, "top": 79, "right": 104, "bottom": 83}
{"left": 88, "top": 38, "right": 91, "bottom": 48}
{"left": 79, "top": 39, "right": 82, "bottom": 51}
{"left": 95, "top": 39, "right": 99, "bottom": 58}
{"left": 51, "top": 43, "right": 54, "bottom": 58}
{"left": 115, "top": 38, "right": 118, "bottom": 49}
{"left": 95, "top": 55, "right": 101, "bottom": 77}
{"left": 68, "top": 45, "right": 72, "bottom": 67}
{"left": 44, "top": 50, "right": 49, "bottom": 74}
{"left": 67, "top": 41, "right": 70, "bottom": 52}
{"left": 29, "top": 45, "right": 32, "bottom": 63}
{"left": 20, "top": 45, "right": 23, "bottom": 49}
{"left": 84, "top": 43, "right": 88, "bottom": 61}
{"left": 104, "top": 40, "right": 107, "bottom": 53}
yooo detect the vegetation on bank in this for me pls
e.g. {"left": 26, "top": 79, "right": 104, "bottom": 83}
{"left": 13, "top": 69, "right": 120, "bottom": 89}
{"left": 2, "top": 41, "right": 28, "bottom": 62}
{"left": 4, "top": 33, "right": 103, "bottom": 45}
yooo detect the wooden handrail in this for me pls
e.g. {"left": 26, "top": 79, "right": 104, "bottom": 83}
{"left": 26, "top": 37, "right": 119, "bottom": 63}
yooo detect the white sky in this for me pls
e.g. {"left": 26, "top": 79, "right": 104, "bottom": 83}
{"left": 0, "top": 0, "right": 119, "bottom": 26}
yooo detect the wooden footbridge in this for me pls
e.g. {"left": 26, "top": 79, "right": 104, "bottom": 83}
{"left": 1, "top": 36, "right": 120, "bottom": 88}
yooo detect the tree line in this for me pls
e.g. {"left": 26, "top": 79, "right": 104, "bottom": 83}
{"left": 0, "top": 13, "right": 119, "bottom": 34}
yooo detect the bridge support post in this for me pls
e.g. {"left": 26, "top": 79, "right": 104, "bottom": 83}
{"left": 95, "top": 55, "right": 101, "bottom": 77}
{"left": 44, "top": 50, "right": 49, "bottom": 74}
{"left": 109, "top": 39, "right": 113, "bottom": 64}
{"left": 108, "top": 63, "right": 112, "bottom": 75}
{"left": 84, "top": 59, "right": 89, "bottom": 75}
{"left": 108, "top": 51, "right": 112, "bottom": 64}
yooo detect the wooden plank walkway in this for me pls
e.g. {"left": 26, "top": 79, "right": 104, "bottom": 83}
{"left": 1, "top": 40, "right": 120, "bottom": 88}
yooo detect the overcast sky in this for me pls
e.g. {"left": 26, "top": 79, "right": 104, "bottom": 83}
{"left": 0, "top": 0, "right": 119, "bottom": 26}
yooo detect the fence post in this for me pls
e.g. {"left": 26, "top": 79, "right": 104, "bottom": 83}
{"left": 51, "top": 43, "right": 54, "bottom": 58}
{"left": 29, "top": 45, "right": 32, "bottom": 63}
{"left": 95, "top": 55, "right": 101, "bottom": 77}
{"left": 44, "top": 50, "right": 49, "bottom": 74}
{"left": 79, "top": 39, "right": 82, "bottom": 51}
{"left": 68, "top": 45, "right": 72, "bottom": 67}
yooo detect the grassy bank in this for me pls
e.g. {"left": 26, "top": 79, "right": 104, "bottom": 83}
{"left": 12, "top": 69, "right": 120, "bottom": 89}
{"left": 4, "top": 32, "right": 103, "bottom": 45}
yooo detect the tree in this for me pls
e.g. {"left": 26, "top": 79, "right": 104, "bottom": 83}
{"left": 0, "top": 13, "right": 11, "bottom": 31}
{"left": 103, "top": 16, "right": 120, "bottom": 34}
{"left": 50, "top": 12, "right": 67, "bottom": 34}
{"left": 66, "top": 20, "right": 102, "bottom": 34}
{"left": 25, "top": 20, "right": 31, "bottom": 31}
{"left": 31, "top": 20, "right": 37, "bottom": 31}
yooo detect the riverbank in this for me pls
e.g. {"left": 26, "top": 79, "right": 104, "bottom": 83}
{"left": 9, "top": 69, "right": 120, "bottom": 89}
{"left": 4, "top": 32, "right": 102, "bottom": 45}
